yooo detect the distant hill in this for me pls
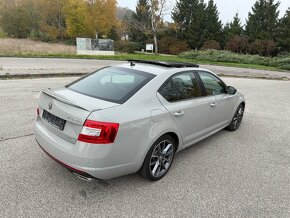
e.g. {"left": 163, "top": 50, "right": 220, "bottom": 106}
{"left": 117, "top": 7, "right": 133, "bottom": 20}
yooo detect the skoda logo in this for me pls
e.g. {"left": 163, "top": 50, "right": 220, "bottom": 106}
{"left": 48, "top": 102, "right": 53, "bottom": 110}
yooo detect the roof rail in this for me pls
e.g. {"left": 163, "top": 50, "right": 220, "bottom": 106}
{"left": 127, "top": 60, "right": 199, "bottom": 68}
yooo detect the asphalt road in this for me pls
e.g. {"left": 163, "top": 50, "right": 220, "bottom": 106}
{"left": 1, "top": 77, "right": 290, "bottom": 217}
{"left": 0, "top": 58, "right": 121, "bottom": 75}
{"left": 1, "top": 57, "right": 290, "bottom": 80}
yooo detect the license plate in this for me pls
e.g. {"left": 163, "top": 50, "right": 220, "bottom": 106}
{"left": 42, "top": 110, "right": 66, "bottom": 130}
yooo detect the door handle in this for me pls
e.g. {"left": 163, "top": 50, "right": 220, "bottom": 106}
{"left": 174, "top": 111, "right": 184, "bottom": 117}
{"left": 210, "top": 103, "right": 217, "bottom": 108}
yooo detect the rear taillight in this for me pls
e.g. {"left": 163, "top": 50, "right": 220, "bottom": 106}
{"left": 37, "top": 108, "right": 40, "bottom": 116}
{"left": 78, "top": 120, "right": 119, "bottom": 144}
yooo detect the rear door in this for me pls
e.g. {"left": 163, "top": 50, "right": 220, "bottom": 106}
{"left": 198, "top": 71, "right": 235, "bottom": 130}
{"left": 157, "top": 71, "right": 215, "bottom": 146}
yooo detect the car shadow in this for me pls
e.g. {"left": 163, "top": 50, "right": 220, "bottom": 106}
{"left": 37, "top": 128, "right": 239, "bottom": 201}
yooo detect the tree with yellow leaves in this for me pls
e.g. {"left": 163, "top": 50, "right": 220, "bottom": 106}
{"left": 64, "top": 0, "right": 91, "bottom": 38}
{"left": 0, "top": 0, "right": 118, "bottom": 40}
{"left": 64, "top": 0, "right": 118, "bottom": 38}
{"left": 86, "top": 0, "right": 118, "bottom": 37}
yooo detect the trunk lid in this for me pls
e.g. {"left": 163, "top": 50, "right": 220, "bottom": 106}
{"left": 38, "top": 88, "right": 120, "bottom": 144}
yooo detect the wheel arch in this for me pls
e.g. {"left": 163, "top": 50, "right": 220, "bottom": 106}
{"left": 166, "top": 132, "right": 180, "bottom": 152}
{"left": 138, "top": 131, "right": 181, "bottom": 172}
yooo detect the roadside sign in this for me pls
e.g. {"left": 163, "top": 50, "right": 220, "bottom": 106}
{"left": 146, "top": 44, "right": 154, "bottom": 52}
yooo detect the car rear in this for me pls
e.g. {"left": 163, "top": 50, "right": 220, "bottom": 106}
{"left": 34, "top": 66, "right": 156, "bottom": 180}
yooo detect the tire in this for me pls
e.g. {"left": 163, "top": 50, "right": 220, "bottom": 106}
{"left": 226, "top": 104, "right": 245, "bottom": 131}
{"left": 141, "top": 134, "right": 176, "bottom": 181}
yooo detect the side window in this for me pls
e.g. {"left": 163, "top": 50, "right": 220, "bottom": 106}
{"left": 159, "top": 72, "right": 202, "bottom": 102}
{"left": 199, "top": 71, "right": 227, "bottom": 96}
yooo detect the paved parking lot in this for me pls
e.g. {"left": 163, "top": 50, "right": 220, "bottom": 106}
{"left": 1, "top": 77, "right": 290, "bottom": 217}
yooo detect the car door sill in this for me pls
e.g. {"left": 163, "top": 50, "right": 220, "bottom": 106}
{"left": 178, "top": 124, "right": 229, "bottom": 152}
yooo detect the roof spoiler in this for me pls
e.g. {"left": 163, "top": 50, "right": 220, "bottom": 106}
{"left": 127, "top": 60, "right": 199, "bottom": 68}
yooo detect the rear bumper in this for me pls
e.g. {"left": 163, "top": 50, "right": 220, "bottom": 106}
{"left": 36, "top": 140, "right": 96, "bottom": 180}
{"left": 34, "top": 119, "right": 138, "bottom": 180}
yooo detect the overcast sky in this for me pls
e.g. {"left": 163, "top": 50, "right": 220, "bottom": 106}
{"left": 118, "top": 0, "right": 289, "bottom": 25}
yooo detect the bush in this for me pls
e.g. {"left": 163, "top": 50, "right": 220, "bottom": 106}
{"left": 279, "top": 64, "right": 290, "bottom": 70}
{"left": 114, "top": 41, "right": 140, "bottom": 53}
{"left": 158, "top": 37, "right": 176, "bottom": 54}
{"left": 201, "top": 40, "right": 221, "bottom": 50}
{"left": 168, "top": 41, "right": 190, "bottom": 55}
{"left": 225, "top": 36, "right": 248, "bottom": 54}
{"left": 247, "top": 40, "right": 277, "bottom": 57}
{"left": 158, "top": 37, "right": 190, "bottom": 55}
{"left": 0, "top": 6, "right": 32, "bottom": 38}
{"left": 178, "top": 49, "right": 290, "bottom": 69}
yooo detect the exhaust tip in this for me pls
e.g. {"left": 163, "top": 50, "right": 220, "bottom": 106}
{"left": 72, "top": 172, "right": 94, "bottom": 182}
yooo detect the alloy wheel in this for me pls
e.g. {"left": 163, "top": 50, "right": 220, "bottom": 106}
{"left": 232, "top": 106, "right": 244, "bottom": 129}
{"left": 149, "top": 140, "right": 174, "bottom": 178}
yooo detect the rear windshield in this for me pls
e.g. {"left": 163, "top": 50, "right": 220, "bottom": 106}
{"left": 66, "top": 67, "right": 155, "bottom": 104}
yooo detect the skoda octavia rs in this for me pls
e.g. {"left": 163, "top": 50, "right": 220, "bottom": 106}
{"left": 35, "top": 60, "right": 245, "bottom": 181}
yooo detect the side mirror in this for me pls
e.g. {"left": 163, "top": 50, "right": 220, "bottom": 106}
{"left": 228, "top": 86, "right": 237, "bottom": 95}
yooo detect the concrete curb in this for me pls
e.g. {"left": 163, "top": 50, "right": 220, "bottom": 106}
{"left": 0, "top": 72, "right": 289, "bottom": 81}
{"left": 218, "top": 74, "right": 290, "bottom": 81}
{"left": 0, "top": 73, "right": 87, "bottom": 80}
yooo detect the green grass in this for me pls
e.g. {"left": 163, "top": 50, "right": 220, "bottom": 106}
{"left": 0, "top": 31, "right": 7, "bottom": 38}
{"left": 179, "top": 50, "right": 290, "bottom": 71}
{"left": 0, "top": 36, "right": 289, "bottom": 71}
{"left": 1, "top": 52, "right": 287, "bottom": 72}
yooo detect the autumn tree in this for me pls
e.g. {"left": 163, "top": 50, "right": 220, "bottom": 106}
{"left": 39, "top": 0, "right": 68, "bottom": 40}
{"left": 22, "top": 0, "right": 41, "bottom": 37}
{"left": 64, "top": 0, "right": 90, "bottom": 38}
{"left": 0, "top": 6, "right": 32, "bottom": 38}
{"left": 0, "top": 0, "right": 41, "bottom": 38}
{"left": 64, "top": 0, "right": 118, "bottom": 39}
{"left": 225, "top": 36, "right": 249, "bottom": 53}
{"left": 86, "top": 0, "right": 118, "bottom": 37}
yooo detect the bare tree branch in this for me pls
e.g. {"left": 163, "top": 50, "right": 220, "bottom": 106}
{"left": 129, "top": 0, "right": 169, "bottom": 54}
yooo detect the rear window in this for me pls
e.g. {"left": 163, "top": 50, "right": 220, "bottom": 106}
{"left": 66, "top": 67, "right": 155, "bottom": 104}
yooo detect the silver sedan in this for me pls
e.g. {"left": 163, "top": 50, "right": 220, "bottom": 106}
{"left": 34, "top": 60, "right": 245, "bottom": 181}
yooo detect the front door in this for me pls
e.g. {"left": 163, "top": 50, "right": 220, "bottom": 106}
{"left": 198, "top": 71, "right": 235, "bottom": 130}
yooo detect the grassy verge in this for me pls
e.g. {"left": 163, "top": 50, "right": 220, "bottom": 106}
{"left": 0, "top": 52, "right": 287, "bottom": 72}
{"left": 179, "top": 50, "right": 290, "bottom": 71}
{"left": 0, "top": 31, "right": 7, "bottom": 38}
{"left": 0, "top": 38, "right": 75, "bottom": 56}
{"left": 1, "top": 38, "right": 289, "bottom": 72}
